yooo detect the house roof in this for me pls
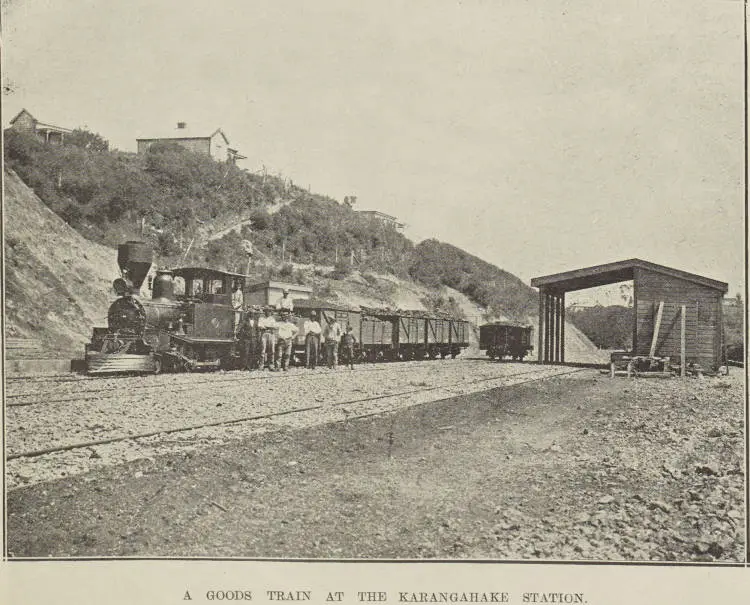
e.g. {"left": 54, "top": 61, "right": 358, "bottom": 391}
{"left": 9, "top": 108, "right": 34, "bottom": 125}
{"left": 530, "top": 259, "right": 728, "bottom": 294}
{"left": 9, "top": 108, "right": 72, "bottom": 133}
{"left": 137, "top": 127, "right": 230, "bottom": 145}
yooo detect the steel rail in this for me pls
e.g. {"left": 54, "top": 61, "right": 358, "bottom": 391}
{"left": 5, "top": 358, "right": 502, "bottom": 407}
{"left": 6, "top": 367, "right": 587, "bottom": 460}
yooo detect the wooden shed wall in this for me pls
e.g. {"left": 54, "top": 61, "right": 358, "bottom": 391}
{"left": 634, "top": 268, "right": 723, "bottom": 369}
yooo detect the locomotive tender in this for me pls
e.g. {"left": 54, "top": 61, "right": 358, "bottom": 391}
{"left": 85, "top": 242, "right": 470, "bottom": 374}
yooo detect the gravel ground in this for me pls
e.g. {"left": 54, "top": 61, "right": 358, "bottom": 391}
{"left": 6, "top": 359, "right": 578, "bottom": 489}
{"left": 6, "top": 369, "right": 744, "bottom": 561}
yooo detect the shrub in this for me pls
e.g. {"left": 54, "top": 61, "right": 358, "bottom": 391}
{"left": 330, "top": 260, "right": 352, "bottom": 280}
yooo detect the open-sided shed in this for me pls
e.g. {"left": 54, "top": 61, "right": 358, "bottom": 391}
{"left": 530, "top": 260, "right": 728, "bottom": 370}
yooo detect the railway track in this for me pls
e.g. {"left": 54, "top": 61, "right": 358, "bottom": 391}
{"left": 7, "top": 367, "right": 586, "bottom": 461}
{"left": 5, "top": 358, "right": 494, "bottom": 407}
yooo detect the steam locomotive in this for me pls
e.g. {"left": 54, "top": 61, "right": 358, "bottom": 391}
{"left": 85, "top": 241, "right": 471, "bottom": 374}
{"left": 86, "top": 241, "right": 245, "bottom": 374}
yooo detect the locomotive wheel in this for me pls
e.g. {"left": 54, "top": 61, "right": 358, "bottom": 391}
{"left": 152, "top": 356, "right": 163, "bottom": 375}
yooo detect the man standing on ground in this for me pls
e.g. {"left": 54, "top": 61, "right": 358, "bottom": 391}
{"left": 275, "top": 309, "right": 299, "bottom": 371}
{"left": 303, "top": 311, "right": 322, "bottom": 369}
{"left": 238, "top": 308, "right": 258, "bottom": 371}
{"left": 341, "top": 324, "right": 357, "bottom": 370}
{"left": 258, "top": 306, "right": 277, "bottom": 370}
{"left": 324, "top": 316, "right": 343, "bottom": 369}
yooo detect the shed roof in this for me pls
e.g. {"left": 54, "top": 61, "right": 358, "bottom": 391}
{"left": 246, "top": 281, "right": 313, "bottom": 293}
{"left": 172, "top": 267, "right": 251, "bottom": 281}
{"left": 530, "top": 259, "right": 727, "bottom": 294}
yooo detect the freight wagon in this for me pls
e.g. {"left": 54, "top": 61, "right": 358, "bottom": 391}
{"left": 479, "top": 322, "right": 533, "bottom": 361}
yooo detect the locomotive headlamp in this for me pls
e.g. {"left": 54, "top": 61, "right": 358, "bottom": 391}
{"left": 113, "top": 278, "right": 129, "bottom": 297}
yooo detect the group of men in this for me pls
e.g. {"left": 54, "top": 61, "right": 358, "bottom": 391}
{"left": 235, "top": 288, "right": 357, "bottom": 371}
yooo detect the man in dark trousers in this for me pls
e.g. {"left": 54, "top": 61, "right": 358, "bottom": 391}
{"left": 238, "top": 307, "right": 259, "bottom": 370}
{"left": 341, "top": 324, "right": 357, "bottom": 370}
{"left": 303, "top": 311, "right": 322, "bottom": 369}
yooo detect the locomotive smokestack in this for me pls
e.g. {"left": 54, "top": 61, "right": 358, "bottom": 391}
{"left": 117, "top": 241, "right": 152, "bottom": 294}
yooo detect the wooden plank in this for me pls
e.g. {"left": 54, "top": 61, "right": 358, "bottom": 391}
{"left": 680, "top": 305, "right": 686, "bottom": 377}
{"left": 649, "top": 301, "right": 664, "bottom": 357}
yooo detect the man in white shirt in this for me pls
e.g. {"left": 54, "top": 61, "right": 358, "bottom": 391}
{"left": 303, "top": 311, "right": 322, "bottom": 369}
{"left": 257, "top": 307, "right": 277, "bottom": 370}
{"left": 275, "top": 309, "right": 299, "bottom": 371}
{"left": 231, "top": 281, "right": 244, "bottom": 336}
{"left": 324, "top": 317, "right": 343, "bottom": 369}
{"left": 277, "top": 288, "right": 294, "bottom": 312}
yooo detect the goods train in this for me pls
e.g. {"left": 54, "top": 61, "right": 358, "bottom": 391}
{"left": 479, "top": 322, "right": 534, "bottom": 361}
{"left": 85, "top": 241, "right": 470, "bottom": 374}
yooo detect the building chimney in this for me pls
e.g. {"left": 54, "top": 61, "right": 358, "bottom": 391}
{"left": 177, "top": 122, "right": 186, "bottom": 129}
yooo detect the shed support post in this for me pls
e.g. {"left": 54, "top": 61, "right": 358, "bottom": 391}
{"left": 544, "top": 294, "right": 554, "bottom": 363}
{"left": 552, "top": 293, "right": 561, "bottom": 363}
{"left": 560, "top": 292, "right": 565, "bottom": 363}
{"left": 538, "top": 289, "right": 544, "bottom": 364}
{"left": 680, "top": 305, "right": 686, "bottom": 378}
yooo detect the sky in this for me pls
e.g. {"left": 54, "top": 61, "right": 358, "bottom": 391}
{"left": 2, "top": 0, "right": 746, "bottom": 297}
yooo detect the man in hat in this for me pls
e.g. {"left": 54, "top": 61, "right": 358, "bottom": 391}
{"left": 257, "top": 306, "right": 277, "bottom": 370}
{"left": 276, "top": 287, "right": 294, "bottom": 312}
{"left": 303, "top": 311, "right": 322, "bottom": 369}
{"left": 275, "top": 308, "right": 299, "bottom": 371}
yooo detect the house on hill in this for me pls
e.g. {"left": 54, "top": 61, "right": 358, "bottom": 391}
{"left": 8, "top": 109, "right": 72, "bottom": 144}
{"left": 136, "top": 122, "right": 247, "bottom": 164}
{"left": 356, "top": 210, "right": 404, "bottom": 229}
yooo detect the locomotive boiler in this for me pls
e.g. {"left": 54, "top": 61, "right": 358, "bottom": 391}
{"left": 86, "top": 241, "right": 185, "bottom": 373}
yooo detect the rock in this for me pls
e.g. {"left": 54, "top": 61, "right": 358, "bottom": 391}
{"left": 549, "top": 444, "right": 562, "bottom": 453}
{"left": 648, "top": 500, "right": 671, "bottom": 513}
{"left": 134, "top": 471, "right": 143, "bottom": 478}
{"left": 707, "top": 428, "right": 723, "bottom": 438}
{"left": 598, "top": 495, "right": 615, "bottom": 505}
{"left": 695, "top": 463, "right": 720, "bottom": 476}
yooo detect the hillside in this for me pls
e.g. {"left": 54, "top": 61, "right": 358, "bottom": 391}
{"left": 3, "top": 129, "right": 413, "bottom": 276}
{"left": 3, "top": 141, "right": 604, "bottom": 361}
{"left": 3, "top": 168, "right": 118, "bottom": 357}
{"left": 409, "top": 239, "right": 537, "bottom": 321}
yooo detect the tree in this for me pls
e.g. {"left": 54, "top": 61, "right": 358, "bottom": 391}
{"left": 67, "top": 128, "right": 109, "bottom": 152}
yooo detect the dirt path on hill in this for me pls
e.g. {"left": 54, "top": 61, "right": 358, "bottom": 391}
{"left": 6, "top": 371, "right": 744, "bottom": 561}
